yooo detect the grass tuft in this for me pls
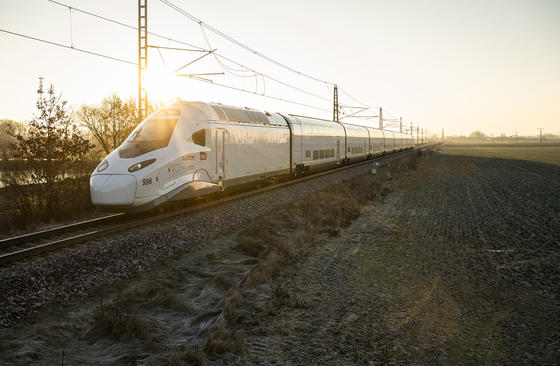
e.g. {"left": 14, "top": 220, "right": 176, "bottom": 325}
{"left": 92, "top": 295, "right": 152, "bottom": 341}
{"left": 203, "top": 321, "right": 245, "bottom": 355}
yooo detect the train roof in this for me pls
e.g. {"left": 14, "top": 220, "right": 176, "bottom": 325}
{"left": 173, "top": 101, "right": 286, "bottom": 126}
{"left": 170, "top": 102, "right": 414, "bottom": 136}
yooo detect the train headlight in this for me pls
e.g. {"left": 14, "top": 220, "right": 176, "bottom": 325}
{"left": 128, "top": 158, "right": 156, "bottom": 173}
{"left": 97, "top": 160, "right": 109, "bottom": 173}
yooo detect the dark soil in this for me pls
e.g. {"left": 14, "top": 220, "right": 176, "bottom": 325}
{"left": 236, "top": 147, "right": 560, "bottom": 365}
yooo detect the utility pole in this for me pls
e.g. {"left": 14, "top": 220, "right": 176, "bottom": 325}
{"left": 379, "top": 107, "right": 383, "bottom": 129}
{"left": 501, "top": 133, "right": 504, "bottom": 144}
{"left": 515, "top": 131, "right": 518, "bottom": 144}
{"left": 399, "top": 117, "right": 402, "bottom": 133}
{"left": 537, "top": 128, "right": 544, "bottom": 145}
{"left": 138, "top": 0, "right": 148, "bottom": 121}
{"left": 333, "top": 84, "right": 339, "bottom": 122}
{"left": 410, "top": 123, "right": 413, "bottom": 137}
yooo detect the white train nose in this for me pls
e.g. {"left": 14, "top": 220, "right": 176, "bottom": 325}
{"left": 90, "top": 174, "right": 137, "bottom": 207}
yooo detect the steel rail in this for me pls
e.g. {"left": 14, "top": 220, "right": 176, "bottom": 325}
{"left": 0, "top": 213, "right": 125, "bottom": 249}
{"left": 0, "top": 144, "right": 436, "bottom": 265}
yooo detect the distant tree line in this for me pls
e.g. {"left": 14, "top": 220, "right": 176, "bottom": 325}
{"left": 444, "top": 130, "right": 560, "bottom": 144}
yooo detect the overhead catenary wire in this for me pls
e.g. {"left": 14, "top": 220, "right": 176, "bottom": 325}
{"left": 198, "top": 25, "right": 332, "bottom": 102}
{"left": 0, "top": 28, "right": 137, "bottom": 65}
{"left": 47, "top": 0, "right": 205, "bottom": 50}
{"left": 47, "top": 0, "right": 335, "bottom": 105}
{"left": 183, "top": 76, "right": 332, "bottom": 112}
{"left": 339, "top": 87, "right": 371, "bottom": 108}
{"left": 159, "top": 0, "right": 335, "bottom": 86}
{"left": 40, "top": 0, "right": 393, "bottom": 119}
{"left": 159, "top": 0, "right": 372, "bottom": 110}
{"left": 0, "top": 27, "right": 330, "bottom": 113}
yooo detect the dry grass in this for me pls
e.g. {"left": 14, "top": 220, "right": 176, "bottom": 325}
{"left": 179, "top": 347, "right": 208, "bottom": 365}
{"left": 145, "top": 348, "right": 208, "bottom": 366}
{"left": 202, "top": 153, "right": 425, "bottom": 359}
{"left": 92, "top": 295, "right": 152, "bottom": 342}
{"left": 236, "top": 154, "right": 421, "bottom": 294}
{"left": 236, "top": 236, "right": 266, "bottom": 257}
{"left": 121, "top": 280, "right": 192, "bottom": 313}
{"left": 203, "top": 320, "right": 245, "bottom": 355}
{"left": 223, "top": 288, "right": 243, "bottom": 323}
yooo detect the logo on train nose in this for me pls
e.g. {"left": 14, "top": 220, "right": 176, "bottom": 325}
{"left": 200, "top": 152, "right": 207, "bottom": 160}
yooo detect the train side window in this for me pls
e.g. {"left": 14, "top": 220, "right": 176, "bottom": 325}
{"left": 305, "top": 150, "right": 311, "bottom": 159}
{"left": 313, "top": 150, "right": 319, "bottom": 160}
{"left": 319, "top": 150, "right": 325, "bottom": 159}
{"left": 190, "top": 129, "right": 206, "bottom": 146}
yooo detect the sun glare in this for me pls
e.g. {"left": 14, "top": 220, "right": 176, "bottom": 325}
{"left": 144, "top": 65, "right": 185, "bottom": 103}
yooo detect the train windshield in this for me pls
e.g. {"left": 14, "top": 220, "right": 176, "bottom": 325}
{"left": 118, "top": 118, "right": 178, "bottom": 158}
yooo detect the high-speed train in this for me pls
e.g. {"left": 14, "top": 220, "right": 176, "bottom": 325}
{"left": 90, "top": 101, "right": 414, "bottom": 212}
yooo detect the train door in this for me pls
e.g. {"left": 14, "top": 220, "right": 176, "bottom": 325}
{"left": 336, "top": 138, "right": 340, "bottom": 161}
{"left": 157, "top": 158, "right": 175, "bottom": 191}
{"left": 215, "top": 129, "right": 225, "bottom": 180}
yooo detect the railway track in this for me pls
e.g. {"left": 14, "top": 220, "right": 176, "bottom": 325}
{"left": 0, "top": 144, "right": 436, "bottom": 265}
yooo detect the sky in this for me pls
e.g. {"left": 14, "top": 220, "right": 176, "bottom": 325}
{"left": 0, "top": 0, "right": 559, "bottom": 136}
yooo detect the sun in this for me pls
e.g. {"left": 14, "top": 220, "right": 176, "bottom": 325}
{"left": 144, "top": 65, "right": 185, "bottom": 103}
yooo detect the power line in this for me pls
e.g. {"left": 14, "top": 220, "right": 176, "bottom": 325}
{"left": 47, "top": 0, "right": 334, "bottom": 104}
{"left": 159, "top": 0, "right": 335, "bottom": 86}
{"left": 183, "top": 76, "right": 331, "bottom": 112}
{"left": 199, "top": 27, "right": 332, "bottom": 102}
{"left": 0, "top": 27, "right": 328, "bottom": 113}
{"left": 47, "top": 0, "right": 205, "bottom": 50}
{"left": 41, "top": 0, "right": 380, "bottom": 116}
{"left": 0, "top": 28, "right": 137, "bottom": 65}
{"left": 339, "top": 87, "right": 371, "bottom": 108}
{"left": 160, "top": 0, "right": 377, "bottom": 113}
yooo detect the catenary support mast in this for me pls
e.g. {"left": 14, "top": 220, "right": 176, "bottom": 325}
{"left": 138, "top": 0, "right": 148, "bottom": 121}
{"left": 333, "top": 84, "right": 339, "bottom": 122}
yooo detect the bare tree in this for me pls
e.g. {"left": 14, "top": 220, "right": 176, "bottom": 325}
{"left": 77, "top": 94, "right": 138, "bottom": 155}
{"left": 469, "top": 130, "right": 486, "bottom": 139}
{"left": 0, "top": 119, "right": 25, "bottom": 160}
{"left": 7, "top": 78, "right": 93, "bottom": 218}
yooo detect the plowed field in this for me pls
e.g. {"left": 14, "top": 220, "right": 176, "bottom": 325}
{"left": 241, "top": 145, "right": 560, "bottom": 365}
